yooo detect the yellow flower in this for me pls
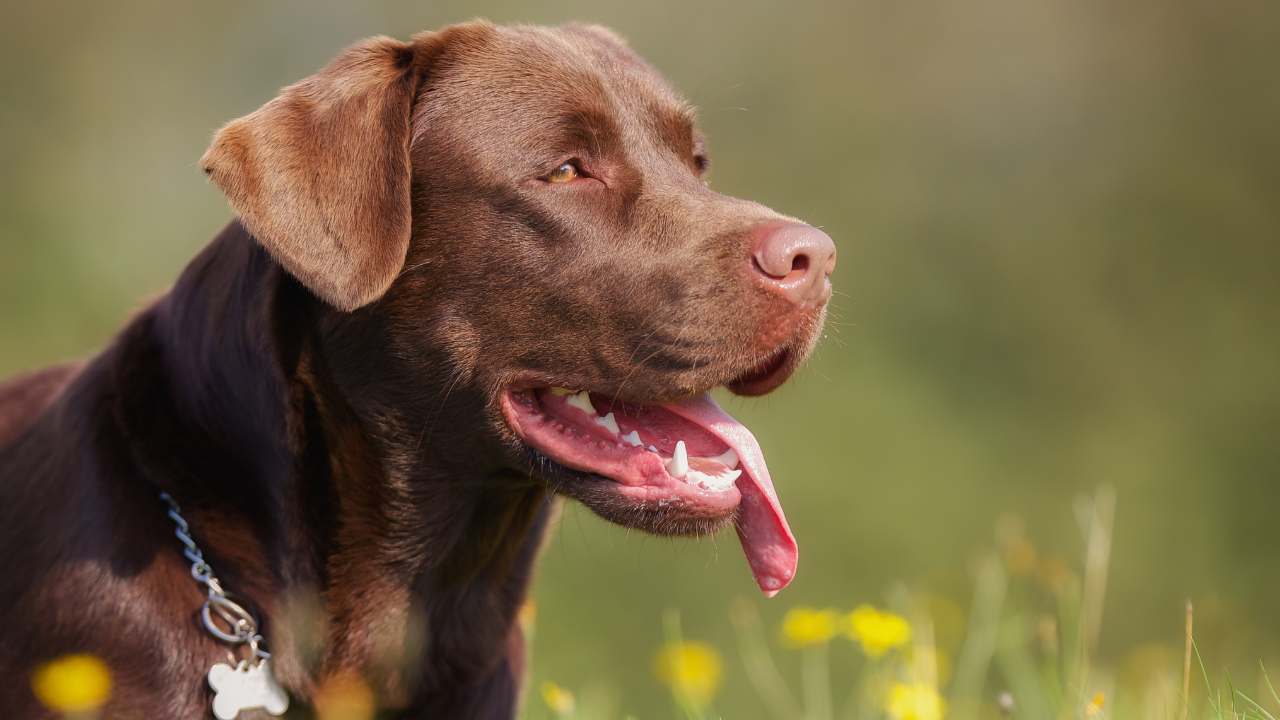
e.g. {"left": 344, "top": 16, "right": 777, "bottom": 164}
{"left": 31, "top": 653, "right": 112, "bottom": 713}
{"left": 540, "top": 681, "right": 576, "bottom": 716}
{"left": 1085, "top": 691, "right": 1105, "bottom": 717}
{"left": 846, "top": 605, "right": 912, "bottom": 658}
{"left": 1003, "top": 536, "right": 1038, "bottom": 576}
{"left": 314, "top": 672, "right": 375, "bottom": 720}
{"left": 653, "top": 641, "right": 723, "bottom": 707}
{"left": 1038, "top": 556, "right": 1072, "bottom": 594}
{"left": 518, "top": 600, "right": 537, "bottom": 631}
{"left": 780, "top": 606, "right": 841, "bottom": 648}
{"left": 886, "top": 682, "right": 946, "bottom": 720}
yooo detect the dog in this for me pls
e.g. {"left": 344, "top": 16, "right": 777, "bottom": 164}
{"left": 0, "top": 21, "right": 834, "bottom": 718}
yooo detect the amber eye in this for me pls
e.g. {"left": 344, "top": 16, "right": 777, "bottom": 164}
{"left": 546, "top": 161, "right": 580, "bottom": 183}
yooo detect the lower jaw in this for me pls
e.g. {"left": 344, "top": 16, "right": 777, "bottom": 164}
{"left": 499, "top": 389, "right": 744, "bottom": 523}
{"left": 553, "top": 473, "right": 741, "bottom": 535}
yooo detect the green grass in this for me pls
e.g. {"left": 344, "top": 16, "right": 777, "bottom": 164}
{"left": 527, "top": 486, "right": 1280, "bottom": 720}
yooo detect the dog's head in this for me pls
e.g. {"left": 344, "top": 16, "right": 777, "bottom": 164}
{"left": 201, "top": 22, "right": 834, "bottom": 595}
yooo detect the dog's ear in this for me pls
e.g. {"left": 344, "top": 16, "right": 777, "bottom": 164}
{"left": 201, "top": 35, "right": 426, "bottom": 311}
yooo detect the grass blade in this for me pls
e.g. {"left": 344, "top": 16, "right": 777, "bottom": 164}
{"left": 729, "top": 598, "right": 802, "bottom": 720}
{"left": 1182, "top": 600, "right": 1193, "bottom": 720}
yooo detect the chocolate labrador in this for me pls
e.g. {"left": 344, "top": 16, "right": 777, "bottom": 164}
{"left": 0, "top": 20, "right": 834, "bottom": 719}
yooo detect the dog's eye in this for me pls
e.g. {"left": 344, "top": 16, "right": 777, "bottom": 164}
{"left": 694, "top": 153, "right": 710, "bottom": 174}
{"left": 546, "top": 161, "right": 580, "bottom": 184}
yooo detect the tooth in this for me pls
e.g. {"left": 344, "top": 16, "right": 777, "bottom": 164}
{"left": 565, "top": 391, "right": 596, "bottom": 416}
{"left": 665, "top": 440, "right": 689, "bottom": 478}
{"left": 687, "top": 469, "right": 712, "bottom": 488}
{"left": 719, "top": 468, "right": 742, "bottom": 483}
{"left": 595, "top": 412, "right": 620, "bottom": 435}
{"left": 687, "top": 469, "right": 735, "bottom": 492}
{"left": 548, "top": 387, "right": 573, "bottom": 396}
{"left": 647, "top": 444, "right": 658, "bottom": 453}
{"left": 708, "top": 448, "right": 740, "bottom": 469}
{"left": 621, "top": 430, "right": 642, "bottom": 446}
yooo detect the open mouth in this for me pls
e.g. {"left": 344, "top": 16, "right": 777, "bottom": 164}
{"left": 500, "top": 386, "right": 798, "bottom": 596}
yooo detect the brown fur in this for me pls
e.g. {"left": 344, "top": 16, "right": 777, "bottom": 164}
{"left": 0, "top": 21, "right": 830, "bottom": 718}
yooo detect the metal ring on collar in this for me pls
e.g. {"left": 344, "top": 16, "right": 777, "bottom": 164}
{"left": 201, "top": 594, "right": 257, "bottom": 644}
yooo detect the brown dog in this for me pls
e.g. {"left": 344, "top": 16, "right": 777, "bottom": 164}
{"left": 0, "top": 21, "right": 834, "bottom": 718}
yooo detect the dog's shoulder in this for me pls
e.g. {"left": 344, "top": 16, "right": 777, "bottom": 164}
{"left": 0, "top": 362, "right": 84, "bottom": 448}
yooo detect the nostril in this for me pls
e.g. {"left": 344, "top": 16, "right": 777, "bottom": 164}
{"left": 750, "top": 221, "right": 835, "bottom": 299}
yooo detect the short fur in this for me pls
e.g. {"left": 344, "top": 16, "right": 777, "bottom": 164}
{"left": 0, "top": 21, "right": 828, "bottom": 718}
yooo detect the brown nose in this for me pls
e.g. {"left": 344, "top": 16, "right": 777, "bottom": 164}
{"left": 750, "top": 221, "right": 837, "bottom": 305}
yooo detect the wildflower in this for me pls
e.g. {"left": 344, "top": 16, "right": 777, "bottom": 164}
{"left": 653, "top": 641, "right": 723, "bottom": 707}
{"left": 886, "top": 682, "right": 946, "bottom": 720}
{"left": 846, "top": 605, "right": 912, "bottom": 658}
{"left": 1038, "top": 556, "right": 1072, "bottom": 594}
{"left": 780, "top": 606, "right": 841, "bottom": 648}
{"left": 518, "top": 600, "right": 537, "bottom": 631}
{"left": 314, "top": 672, "right": 375, "bottom": 720}
{"left": 31, "top": 653, "right": 112, "bottom": 713}
{"left": 1003, "top": 537, "right": 1038, "bottom": 576}
{"left": 1085, "top": 691, "right": 1105, "bottom": 717}
{"left": 540, "top": 681, "right": 576, "bottom": 716}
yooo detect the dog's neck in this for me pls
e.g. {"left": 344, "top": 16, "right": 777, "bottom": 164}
{"left": 116, "top": 221, "right": 548, "bottom": 707}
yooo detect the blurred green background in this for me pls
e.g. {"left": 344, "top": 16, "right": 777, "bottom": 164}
{"left": 3, "top": 1, "right": 1277, "bottom": 716}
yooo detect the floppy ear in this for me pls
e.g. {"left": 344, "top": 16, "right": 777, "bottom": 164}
{"left": 200, "top": 36, "right": 422, "bottom": 311}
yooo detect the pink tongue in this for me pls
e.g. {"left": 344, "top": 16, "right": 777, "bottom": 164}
{"left": 661, "top": 393, "right": 798, "bottom": 596}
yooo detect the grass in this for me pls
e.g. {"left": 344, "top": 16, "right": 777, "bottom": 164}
{"left": 529, "top": 486, "right": 1280, "bottom": 720}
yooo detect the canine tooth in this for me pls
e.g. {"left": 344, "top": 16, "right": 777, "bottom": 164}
{"left": 719, "top": 468, "right": 742, "bottom": 483}
{"left": 595, "top": 412, "right": 620, "bottom": 435}
{"left": 566, "top": 391, "right": 596, "bottom": 416}
{"left": 708, "top": 448, "right": 740, "bottom": 469}
{"left": 621, "top": 430, "right": 642, "bottom": 447}
{"left": 549, "top": 387, "right": 573, "bottom": 396}
{"left": 647, "top": 444, "right": 658, "bottom": 452}
{"left": 665, "top": 440, "right": 689, "bottom": 478}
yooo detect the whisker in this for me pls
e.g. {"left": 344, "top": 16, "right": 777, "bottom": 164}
{"left": 396, "top": 259, "right": 435, "bottom": 279}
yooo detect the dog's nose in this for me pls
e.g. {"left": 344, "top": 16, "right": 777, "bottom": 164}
{"left": 750, "top": 222, "right": 836, "bottom": 306}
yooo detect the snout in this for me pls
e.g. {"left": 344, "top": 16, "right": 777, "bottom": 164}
{"left": 750, "top": 221, "right": 836, "bottom": 307}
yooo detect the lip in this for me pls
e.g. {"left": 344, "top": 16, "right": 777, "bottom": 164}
{"left": 498, "top": 388, "right": 744, "bottom": 517}
{"left": 725, "top": 346, "right": 795, "bottom": 396}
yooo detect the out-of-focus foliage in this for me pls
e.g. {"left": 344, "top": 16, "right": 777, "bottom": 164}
{"left": 2, "top": 1, "right": 1277, "bottom": 717}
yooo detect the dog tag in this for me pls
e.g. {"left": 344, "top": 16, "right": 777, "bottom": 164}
{"left": 207, "top": 660, "right": 290, "bottom": 719}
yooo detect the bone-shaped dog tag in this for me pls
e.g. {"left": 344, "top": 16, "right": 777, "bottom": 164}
{"left": 207, "top": 660, "right": 290, "bottom": 719}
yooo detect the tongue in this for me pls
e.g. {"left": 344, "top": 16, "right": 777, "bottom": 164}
{"left": 661, "top": 393, "right": 798, "bottom": 596}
